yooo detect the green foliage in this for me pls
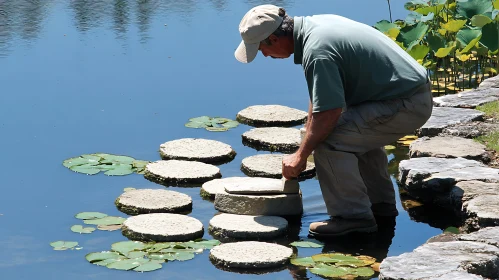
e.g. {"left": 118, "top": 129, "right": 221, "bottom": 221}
{"left": 185, "top": 116, "right": 239, "bottom": 132}
{"left": 444, "top": 226, "right": 460, "bottom": 234}
{"left": 290, "top": 252, "right": 377, "bottom": 278}
{"left": 71, "top": 225, "right": 96, "bottom": 234}
{"left": 63, "top": 153, "right": 150, "bottom": 176}
{"left": 50, "top": 241, "right": 79, "bottom": 250}
{"left": 290, "top": 239, "right": 324, "bottom": 248}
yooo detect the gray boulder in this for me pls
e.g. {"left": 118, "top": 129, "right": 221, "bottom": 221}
{"left": 433, "top": 88, "right": 499, "bottom": 108}
{"left": 409, "top": 136, "right": 489, "bottom": 163}
{"left": 417, "top": 107, "right": 484, "bottom": 137}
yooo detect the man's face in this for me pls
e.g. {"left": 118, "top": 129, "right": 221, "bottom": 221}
{"left": 258, "top": 34, "right": 292, "bottom": 59}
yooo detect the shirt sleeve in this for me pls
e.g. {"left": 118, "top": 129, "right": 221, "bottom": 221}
{"left": 304, "top": 58, "right": 345, "bottom": 113}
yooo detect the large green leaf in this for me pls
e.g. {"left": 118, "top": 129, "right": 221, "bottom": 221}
{"left": 457, "top": 0, "right": 494, "bottom": 18}
{"left": 457, "top": 29, "right": 482, "bottom": 53}
{"left": 104, "top": 164, "right": 134, "bottom": 176}
{"left": 421, "top": 12, "right": 435, "bottom": 22}
{"left": 290, "top": 240, "right": 324, "bottom": 248}
{"left": 63, "top": 157, "right": 95, "bottom": 168}
{"left": 493, "top": 9, "right": 499, "bottom": 19}
{"left": 405, "top": 12, "right": 423, "bottom": 25}
{"left": 174, "top": 252, "right": 195, "bottom": 261}
{"left": 405, "top": 0, "right": 430, "bottom": 11}
{"left": 71, "top": 225, "right": 95, "bottom": 234}
{"left": 375, "top": 20, "right": 398, "bottom": 32}
{"left": 309, "top": 264, "right": 352, "bottom": 278}
{"left": 111, "top": 241, "right": 146, "bottom": 256}
{"left": 427, "top": 32, "right": 446, "bottom": 52}
{"left": 185, "top": 121, "right": 208, "bottom": 128}
{"left": 480, "top": 22, "right": 499, "bottom": 53}
{"left": 107, "top": 259, "right": 143, "bottom": 270}
{"left": 188, "top": 116, "right": 210, "bottom": 123}
{"left": 180, "top": 239, "right": 221, "bottom": 250}
{"left": 415, "top": 4, "right": 444, "bottom": 15}
{"left": 75, "top": 212, "right": 108, "bottom": 220}
{"left": 408, "top": 44, "right": 430, "bottom": 60}
{"left": 312, "top": 253, "right": 363, "bottom": 264}
{"left": 70, "top": 164, "right": 101, "bottom": 175}
{"left": 133, "top": 261, "right": 162, "bottom": 272}
{"left": 397, "top": 22, "right": 429, "bottom": 49}
{"left": 50, "top": 241, "right": 78, "bottom": 250}
{"left": 435, "top": 43, "right": 456, "bottom": 58}
{"left": 290, "top": 257, "right": 315, "bottom": 267}
{"left": 86, "top": 251, "right": 121, "bottom": 263}
{"left": 441, "top": 19, "right": 467, "bottom": 32}
{"left": 222, "top": 120, "right": 239, "bottom": 128}
{"left": 471, "top": 14, "right": 493, "bottom": 26}
{"left": 99, "top": 154, "right": 135, "bottom": 164}
{"left": 83, "top": 216, "right": 126, "bottom": 226}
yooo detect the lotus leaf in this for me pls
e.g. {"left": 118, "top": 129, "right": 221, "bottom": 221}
{"left": 397, "top": 22, "right": 429, "bottom": 50}
{"left": 290, "top": 240, "right": 324, "bottom": 248}
{"left": 189, "top": 116, "right": 211, "bottom": 123}
{"left": 375, "top": 20, "right": 398, "bottom": 33}
{"left": 408, "top": 44, "right": 430, "bottom": 61}
{"left": 441, "top": 19, "right": 467, "bottom": 33}
{"left": 149, "top": 253, "right": 176, "bottom": 261}
{"left": 386, "top": 27, "right": 401, "bottom": 40}
{"left": 181, "top": 239, "right": 221, "bottom": 249}
{"left": 71, "top": 225, "right": 96, "bottom": 234}
{"left": 86, "top": 251, "right": 121, "bottom": 263}
{"left": 100, "top": 154, "right": 135, "bottom": 164}
{"left": 75, "top": 212, "right": 108, "bottom": 220}
{"left": 97, "top": 224, "right": 122, "bottom": 231}
{"left": 70, "top": 164, "right": 101, "bottom": 175}
{"left": 404, "top": 0, "right": 429, "bottom": 11}
{"left": 421, "top": 12, "right": 435, "bottom": 22}
{"left": 50, "top": 241, "right": 78, "bottom": 250}
{"left": 107, "top": 258, "right": 144, "bottom": 270}
{"left": 128, "top": 251, "right": 146, "bottom": 259}
{"left": 206, "top": 127, "right": 229, "bottom": 132}
{"left": 147, "top": 243, "right": 175, "bottom": 253}
{"left": 84, "top": 216, "right": 126, "bottom": 226}
{"left": 174, "top": 252, "right": 195, "bottom": 261}
{"left": 309, "top": 264, "right": 352, "bottom": 278}
{"left": 311, "top": 253, "right": 362, "bottom": 265}
{"left": 63, "top": 157, "right": 95, "bottom": 168}
{"left": 405, "top": 11, "right": 423, "bottom": 25}
{"left": 222, "top": 120, "right": 239, "bottom": 128}
{"left": 471, "top": 14, "right": 493, "bottom": 27}
{"left": 427, "top": 32, "right": 446, "bottom": 53}
{"left": 133, "top": 261, "right": 162, "bottom": 272}
{"left": 290, "top": 257, "right": 315, "bottom": 267}
{"left": 94, "top": 259, "right": 120, "bottom": 266}
{"left": 185, "top": 121, "right": 208, "bottom": 128}
{"left": 480, "top": 22, "right": 499, "bottom": 53}
{"left": 457, "top": 29, "right": 482, "bottom": 53}
{"left": 415, "top": 4, "right": 444, "bottom": 16}
{"left": 111, "top": 241, "right": 146, "bottom": 256}
{"left": 457, "top": 0, "right": 493, "bottom": 18}
{"left": 357, "top": 255, "right": 377, "bottom": 266}
{"left": 435, "top": 45, "right": 455, "bottom": 58}
{"left": 104, "top": 164, "right": 134, "bottom": 176}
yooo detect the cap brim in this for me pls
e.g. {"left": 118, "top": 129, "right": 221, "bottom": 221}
{"left": 234, "top": 40, "right": 259, "bottom": 63}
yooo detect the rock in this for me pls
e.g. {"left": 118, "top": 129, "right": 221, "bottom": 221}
{"left": 479, "top": 76, "right": 499, "bottom": 89}
{"left": 426, "top": 233, "right": 459, "bottom": 244}
{"left": 236, "top": 105, "right": 307, "bottom": 127}
{"left": 214, "top": 190, "right": 303, "bottom": 216}
{"left": 433, "top": 88, "right": 499, "bottom": 108}
{"left": 459, "top": 226, "right": 499, "bottom": 247}
{"left": 224, "top": 177, "right": 299, "bottom": 195}
{"left": 208, "top": 213, "right": 288, "bottom": 239}
{"left": 242, "top": 127, "right": 301, "bottom": 152}
{"left": 209, "top": 241, "right": 293, "bottom": 269}
{"left": 409, "top": 136, "right": 489, "bottom": 163}
{"left": 450, "top": 181, "right": 499, "bottom": 208}
{"left": 144, "top": 160, "right": 221, "bottom": 185}
{"left": 431, "top": 271, "right": 485, "bottom": 280}
{"left": 115, "top": 189, "right": 192, "bottom": 215}
{"left": 379, "top": 241, "right": 499, "bottom": 279}
{"left": 464, "top": 195, "right": 499, "bottom": 230}
{"left": 417, "top": 107, "right": 484, "bottom": 137}
{"left": 159, "top": 138, "right": 236, "bottom": 164}
{"left": 122, "top": 213, "right": 204, "bottom": 242}
{"left": 200, "top": 177, "right": 250, "bottom": 200}
{"left": 441, "top": 122, "right": 499, "bottom": 138}
{"left": 241, "top": 154, "right": 315, "bottom": 179}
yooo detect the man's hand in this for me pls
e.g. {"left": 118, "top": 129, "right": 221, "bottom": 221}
{"left": 282, "top": 153, "right": 307, "bottom": 179}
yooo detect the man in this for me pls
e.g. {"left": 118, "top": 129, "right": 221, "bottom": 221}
{"left": 234, "top": 5, "right": 432, "bottom": 237}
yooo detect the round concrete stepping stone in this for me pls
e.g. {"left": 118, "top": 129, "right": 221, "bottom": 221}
{"left": 236, "top": 105, "right": 307, "bottom": 127}
{"left": 417, "top": 107, "right": 484, "bottom": 137}
{"left": 115, "top": 189, "right": 192, "bottom": 215}
{"left": 433, "top": 88, "right": 499, "bottom": 108}
{"left": 225, "top": 177, "right": 299, "bottom": 195}
{"left": 214, "top": 190, "right": 303, "bottom": 216}
{"left": 242, "top": 127, "right": 301, "bottom": 152}
{"left": 241, "top": 154, "right": 315, "bottom": 179}
{"left": 122, "top": 213, "right": 203, "bottom": 242}
{"left": 409, "top": 136, "right": 489, "bottom": 162}
{"left": 209, "top": 213, "right": 288, "bottom": 239}
{"left": 159, "top": 138, "right": 236, "bottom": 164}
{"left": 209, "top": 241, "right": 293, "bottom": 269}
{"left": 144, "top": 160, "right": 221, "bottom": 185}
{"left": 200, "top": 177, "right": 251, "bottom": 199}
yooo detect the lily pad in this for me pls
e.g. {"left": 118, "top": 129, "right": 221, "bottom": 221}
{"left": 185, "top": 116, "right": 239, "bottom": 132}
{"left": 63, "top": 153, "right": 148, "bottom": 176}
{"left": 312, "top": 253, "right": 362, "bottom": 264}
{"left": 290, "top": 257, "right": 315, "bottom": 267}
{"left": 111, "top": 241, "right": 146, "bottom": 256}
{"left": 70, "top": 164, "right": 101, "bottom": 175}
{"left": 50, "top": 241, "right": 78, "bottom": 250}
{"left": 86, "top": 251, "right": 121, "bottom": 263}
{"left": 128, "top": 251, "right": 146, "bottom": 259}
{"left": 133, "top": 261, "right": 162, "bottom": 272}
{"left": 107, "top": 258, "right": 143, "bottom": 270}
{"left": 174, "top": 252, "right": 195, "bottom": 261}
{"left": 290, "top": 240, "right": 324, "bottom": 248}
{"left": 75, "top": 212, "right": 108, "bottom": 220}
{"left": 71, "top": 225, "right": 96, "bottom": 234}
{"left": 104, "top": 164, "right": 134, "bottom": 176}
{"left": 84, "top": 216, "right": 126, "bottom": 226}
{"left": 181, "top": 239, "right": 221, "bottom": 249}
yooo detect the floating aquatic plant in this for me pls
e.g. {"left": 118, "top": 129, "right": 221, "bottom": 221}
{"left": 50, "top": 241, "right": 80, "bottom": 251}
{"left": 74, "top": 212, "right": 126, "bottom": 231}
{"left": 290, "top": 239, "right": 324, "bottom": 248}
{"left": 63, "top": 153, "right": 149, "bottom": 176}
{"left": 185, "top": 116, "right": 239, "bottom": 132}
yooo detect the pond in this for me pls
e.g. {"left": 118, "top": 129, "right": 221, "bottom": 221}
{"left": 0, "top": 1, "right": 457, "bottom": 279}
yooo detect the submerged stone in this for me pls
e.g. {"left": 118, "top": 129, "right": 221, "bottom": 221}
{"left": 433, "top": 88, "right": 499, "bottom": 108}
{"left": 379, "top": 241, "right": 499, "bottom": 279}
{"left": 115, "top": 189, "right": 192, "bottom": 215}
{"left": 409, "top": 136, "right": 489, "bottom": 163}
{"left": 209, "top": 241, "right": 293, "bottom": 269}
{"left": 214, "top": 190, "right": 303, "bottom": 216}
{"left": 121, "top": 213, "right": 204, "bottom": 242}
{"left": 144, "top": 160, "right": 221, "bottom": 185}
{"left": 236, "top": 105, "right": 307, "bottom": 127}
{"left": 417, "top": 107, "right": 484, "bottom": 137}
{"left": 200, "top": 177, "right": 251, "bottom": 200}
{"left": 242, "top": 127, "right": 301, "bottom": 152}
{"left": 225, "top": 177, "right": 299, "bottom": 195}
{"left": 241, "top": 154, "right": 315, "bottom": 179}
{"left": 159, "top": 138, "right": 236, "bottom": 164}
{"left": 209, "top": 213, "right": 288, "bottom": 239}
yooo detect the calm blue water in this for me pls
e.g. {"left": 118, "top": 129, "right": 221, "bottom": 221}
{"left": 0, "top": 1, "right": 453, "bottom": 279}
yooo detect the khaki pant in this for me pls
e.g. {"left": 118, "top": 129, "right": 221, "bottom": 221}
{"left": 313, "top": 81, "right": 433, "bottom": 219}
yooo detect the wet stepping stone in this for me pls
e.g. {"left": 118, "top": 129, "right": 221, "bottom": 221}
{"left": 242, "top": 127, "right": 301, "bottom": 152}
{"left": 209, "top": 241, "right": 293, "bottom": 269}
{"left": 236, "top": 105, "right": 307, "bottom": 127}
{"left": 409, "top": 136, "right": 489, "bottom": 163}
{"left": 159, "top": 138, "right": 236, "bottom": 164}
{"left": 464, "top": 195, "right": 499, "bottom": 230}
{"left": 144, "top": 160, "right": 221, "bottom": 185}
{"left": 399, "top": 157, "right": 499, "bottom": 194}
{"left": 241, "top": 154, "right": 315, "bottom": 179}
{"left": 115, "top": 189, "right": 192, "bottom": 215}
{"left": 479, "top": 75, "right": 499, "bottom": 89}
{"left": 433, "top": 88, "right": 499, "bottom": 108}
{"left": 417, "top": 107, "right": 484, "bottom": 137}
{"left": 122, "top": 213, "right": 203, "bottom": 242}
{"left": 380, "top": 241, "right": 499, "bottom": 279}
{"left": 209, "top": 213, "right": 288, "bottom": 239}
{"left": 214, "top": 190, "right": 303, "bottom": 216}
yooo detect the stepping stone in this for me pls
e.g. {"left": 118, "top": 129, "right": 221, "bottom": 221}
{"left": 121, "top": 213, "right": 204, "bottom": 242}
{"left": 209, "top": 213, "right": 288, "bottom": 239}
{"left": 115, "top": 189, "right": 192, "bottom": 215}
{"left": 209, "top": 241, "right": 293, "bottom": 269}
{"left": 379, "top": 241, "right": 499, "bottom": 280}
{"left": 450, "top": 181, "right": 499, "bottom": 207}
{"left": 433, "top": 88, "right": 499, "bottom": 108}
{"left": 242, "top": 127, "right": 301, "bottom": 152}
{"left": 417, "top": 107, "right": 484, "bottom": 137}
{"left": 441, "top": 122, "right": 499, "bottom": 139}
{"left": 464, "top": 195, "right": 499, "bottom": 230}
{"left": 479, "top": 76, "right": 499, "bottom": 89}
{"left": 200, "top": 177, "right": 250, "bottom": 200}
{"left": 159, "top": 138, "right": 236, "bottom": 164}
{"left": 459, "top": 226, "right": 499, "bottom": 247}
{"left": 236, "top": 105, "right": 307, "bottom": 127}
{"left": 241, "top": 154, "right": 315, "bottom": 179}
{"left": 225, "top": 177, "right": 299, "bottom": 195}
{"left": 144, "top": 160, "right": 221, "bottom": 185}
{"left": 214, "top": 190, "right": 303, "bottom": 216}
{"left": 409, "top": 136, "right": 489, "bottom": 163}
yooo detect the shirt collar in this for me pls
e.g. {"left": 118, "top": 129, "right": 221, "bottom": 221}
{"left": 293, "top": 16, "right": 304, "bottom": 65}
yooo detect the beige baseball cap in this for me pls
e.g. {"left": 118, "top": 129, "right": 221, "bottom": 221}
{"left": 235, "top": 5, "right": 283, "bottom": 63}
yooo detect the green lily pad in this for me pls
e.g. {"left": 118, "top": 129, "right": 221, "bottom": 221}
{"left": 174, "top": 252, "right": 195, "bottom": 261}
{"left": 100, "top": 154, "right": 135, "bottom": 164}
{"left": 133, "top": 261, "right": 162, "bottom": 272}
{"left": 189, "top": 116, "right": 211, "bottom": 123}
{"left": 50, "top": 241, "right": 78, "bottom": 250}
{"left": 128, "top": 251, "right": 146, "bottom": 259}
{"left": 181, "top": 239, "right": 221, "bottom": 249}
{"left": 148, "top": 253, "right": 177, "bottom": 261}
{"left": 290, "top": 257, "right": 315, "bottom": 267}
{"left": 312, "top": 253, "right": 363, "bottom": 265}
{"left": 147, "top": 242, "right": 175, "bottom": 253}
{"left": 309, "top": 264, "right": 351, "bottom": 277}
{"left": 107, "top": 258, "right": 143, "bottom": 270}
{"left": 206, "top": 127, "right": 229, "bottom": 132}
{"left": 104, "top": 164, "right": 134, "bottom": 176}
{"left": 75, "top": 212, "right": 108, "bottom": 220}
{"left": 71, "top": 225, "right": 96, "bottom": 234}
{"left": 94, "top": 259, "right": 119, "bottom": 266}
{"left": 70, "top": 164, "right": 101, "bottom": 175}
{"left": 185, "top": 121, "right": 208, "bottom": 128}
{"left": 86, "top": 251, "right": 121, "bottom": 263}
{"left": 290, "top": 240, "right": 324, "bottom": 248}
{"left": 63, "top": 153, "right": 146, "bottom": 176}
{"left": 185, "top": 116, "right": 238, "bottom": 132}
{"left": 84, "top": 216, "right": 126, "bottom": 226}
{"left": 221, "top": 120, "right": 239, "bottom": 128}
{"left": 63, "top": 157, "right": 95, "bottom": 168}
{"left": 111, "top": 241, "right": 146, "bottom": 256}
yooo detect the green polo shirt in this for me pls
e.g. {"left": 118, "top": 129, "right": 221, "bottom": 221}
{"left": 293, "top": 15, "right": 428, "bottom": 112}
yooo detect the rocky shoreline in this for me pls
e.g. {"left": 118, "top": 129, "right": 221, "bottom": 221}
{"left": 379, "top": 76, "right": 499, "bottom": 279}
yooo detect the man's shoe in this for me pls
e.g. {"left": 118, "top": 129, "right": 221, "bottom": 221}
{"left": 371, "top": 203, "right": 399, "bottom": 217}
{"left": 309, "top": 217, "right": 378, "bottom": 237}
